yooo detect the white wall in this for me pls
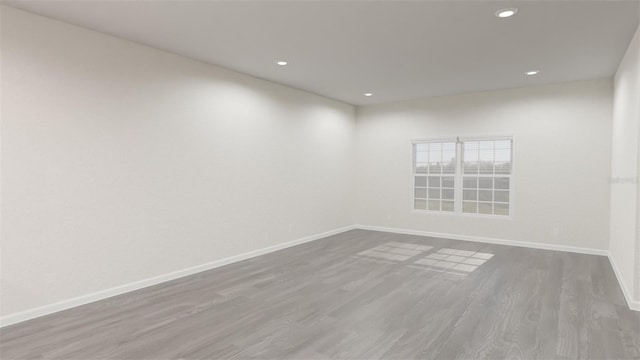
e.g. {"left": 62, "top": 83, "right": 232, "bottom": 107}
{"left": 356, "top": 80, "right": 613, "bottom": 251}
{"left": 0, "top": 6, "right": 355, "bottom": 317}
{"left": 610, "top": 24, "right": 640, "bottom": 305}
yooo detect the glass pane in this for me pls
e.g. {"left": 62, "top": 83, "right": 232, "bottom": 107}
{"left": 442, "top": 201, "right": 454, "bottom": 212}
{"left": 494, "top": 177, "right": 510, "bottom": 190}
{"left": 478, "top": 202, "right": 493, "bottom": 214}
{"left": 464, "top": 141, "right": 479, "bottom": 150}
{"left": 494, "top": 203, "right": 509, "bottom": 215}
{"left": 414, "top": 188, "right": 427, "bottom": 199}
{"left": 414, "top": 199, "right": 427, "bottom": 210}
{"left": 494, "top": 140, "right": 511, "bottom": 150}
{"left": 428, "top": 188, "right": 441, "bottom": 199}
{"left": 428, "top": 176, "right": 441, "bottom": 187}
{"left": 428, "top": 150, "right": 442, "bottom": 163}
{"left": 479, "top": 190, "right": 492, "bottom": 201}
{"left": 442, "top": 150, "right": 456, "bottom": 173}
{"left": 416, "top": 163, "right": 428, "bottom": 173}
{"left": 429, "top": 163, "right": 442, "bottom": 174}
{"left": 442, "top": 142, "right": 456, "bottom": 151}
{"left": 442, "top": 176, "right": 455, "bottom": 188}
{"left": 494, "top": 148, "right": 511, "bottom": 162}
{"left": 479, "top": 162, "right": 494, "bottom": 174}
{"left": 442, "top": 161, "right": 456, "bottom": 174}
{"left": 463, "top": 189, "right": 477, "bottom": 201}
{"left": 464, "top": 162, "right": 479, "bottom": 174}
{"left": 494, "top": 190, "right": 509, "bottom": 203}
{"left": 479, "top": 149, "right": 493, "bottom": 162}
{"left": 415, "top": 151, "right": 428, "bottom": 163}
{"left": 428, "top": 200, "right": 440, "bottom": 211}
{"left": 429, "top": 142, "right": 442, "bottom": 152}
{"left": 479, "top": 178, "right": 493, "bottom": 189}
{"left": 415, "top": 176, "right": 427, "bottom": 187}
{"left": 442, "top": 189, "right": 454, "bottom": 200}
{"left": 463, "top": 201, "right": 477, "bottom": 213}
{"left": 479, "top": 141, "right": 494, "bottom": 150}
{"left": 495, "top": 162, "right": 511, "bottom": 174}
{"left": 463, "top": 177, "right": 478, "bottom": 188}
{"left": 415, "top": 144, "right": 428, "bottom": 152}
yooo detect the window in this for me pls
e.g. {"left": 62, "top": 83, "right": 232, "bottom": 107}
{"left": 412, "top": 138, "right": 512, "bottom": 217}
{"left": 461, "top": 139, "right": 512, "bottom": 216}
{"left": 413, "top": 141, "right": 457, "bottom": 212}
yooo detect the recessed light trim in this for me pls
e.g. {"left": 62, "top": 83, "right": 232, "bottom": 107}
{"left": 364, "top": 93, "right": 373, "bottom": 97}
{"left": 495, "top": 8, "right": 518, "bottom": 18}
{"left": 276, "top": 61, "right": 288, "bottom": 66}
{"left": 526, "top": 70, "right": 540, "bottom": 76}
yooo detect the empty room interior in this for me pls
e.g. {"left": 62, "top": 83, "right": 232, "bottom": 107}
{"left": 2, "top": 1, "right": 640, "bottom": 359}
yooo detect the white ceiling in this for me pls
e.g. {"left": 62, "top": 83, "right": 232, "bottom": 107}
{"left": 5, "top": 1, "right": 640, "bottom": 105}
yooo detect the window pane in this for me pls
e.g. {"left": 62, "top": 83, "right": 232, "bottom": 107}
{"left": 414, "top": 188, "right": 427, "bottom": 198}
{"left": 428, "top": 150, "right": 442, "bottom": 163}
{"left": 463, "top": 201, "right": 477, "bottom": 213}
{"left": 442, "top": 189, "right": 454, "bottom": 200}
{"left": 415, "top": 144, "right": 428, "bottom": 152}
{"left": 415, "top": 151, "right": 428, "bottom": 163}
{"left": 443, "top": 161, "right": 456, "bottom": 174}
{"left": 442, "top": 201, "right": 454, "bottom": 212}
{"left": 442, "top": 142, "right": 456, "bottom": 151}
{"left": 463, "top": 189, "right": 477, "bottom": 201}
{"left": 428, "top": 188, "right": 441, "bottom": 199}
{"left": 465, "top": 141, "right": 479, "bottom": 150}
{"left": 494, "top": 177, "right": 510, "bottom": 190}
{"left": 494, "top": 140, "right": 511, "bottom": 150}
{"left": 494, "top": 190, "right": 509, "bottom": 203}
{"left": 479, "top": 162, "right": 493, "bottom": 174}
{"left": 463, "top": 177, "right": 478, "bottom": 188}
{"left": 464, "top": 162, "right": 479, "bottom": 174}
{"left": 442, "top": 176, "right": 455, "bottom": 188}
{"left": 429, "top": 142, "right": 442, "bottom": 152}
{"left": 494, "top": 203, "right": 509, "bottom": 215}
{"left": 494, "top": 148, "right": 511, "bottom": 174}
{"left": 415, "top": 176, "right": 427, "bottom": 187}
{"left": 442, "top": 150, "right": 456, "bottom": 173}
{"left": 416, "top": 163, "right": 428, "bottom": 173}
{"left": 479, "top": 141, "right": 494, "bottom": 150}
{"left": 414, "top": 199, "right": 427, "bottom": 210}
{"left": 478, "top": 202, "right": 493, "bottom": 214}
{"left": 479, "top": 178, "right": 493, "bottom": 189}
{"left": 494, "top": 148, "right": 511, "bottom": 162}
{"left": 495, "top": 162, "right": 511, "bottom": 174}
{"left": 428, "top": 176, "right": 441, "bottom": 187}
{"left": 428, "top": 200, "right": 440, "bottom": 211}
{"left": 429, "top": 163, "right": 442, "bottom": 174}
{"left": 479, "top": 190, "right": 492, "bottom": 201}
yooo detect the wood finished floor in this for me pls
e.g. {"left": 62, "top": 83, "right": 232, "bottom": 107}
{"left": 1, "top": 229, "right": 639, "bottom": 359}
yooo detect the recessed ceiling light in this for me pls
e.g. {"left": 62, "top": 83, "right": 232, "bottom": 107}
{"left": 526, "top": 70, "right": 540, "bottom": 76}
{"left": 495, "top": 8, "right": 518, "bottom": 18}
{"left": 276, "top": 61, "right": 288, "bottom": 66}
{"left": 364, "top": 93, "right": 373, "bottom": 97}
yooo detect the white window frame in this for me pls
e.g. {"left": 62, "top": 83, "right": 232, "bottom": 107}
{"left": 411, "top": 136, "right": 514, "bottom": 219}
{"left": 411, "top": 138, "right": 458, "bottom": 215}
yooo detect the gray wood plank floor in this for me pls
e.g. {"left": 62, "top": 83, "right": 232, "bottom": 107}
{"left": 1, "top": 229, "right": 639, "bottom": 359}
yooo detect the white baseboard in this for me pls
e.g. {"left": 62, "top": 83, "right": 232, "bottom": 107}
{"left": 354, "top": 225, "right": 610, "bottom": 256}
{"left": 607, "top": 252, "right": 640, "bottom": 311}
{"left": 0, "top": 225, "right": 356, "bottom": 328}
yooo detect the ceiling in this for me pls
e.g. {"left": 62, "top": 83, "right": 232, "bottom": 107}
{"left": 5, "top": 1, "right": 640, "bottom": 105}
